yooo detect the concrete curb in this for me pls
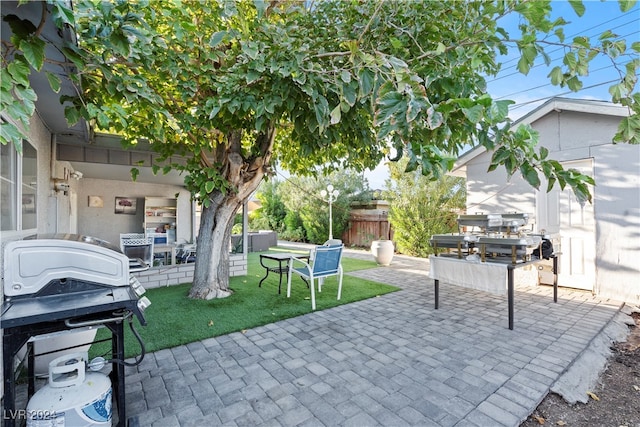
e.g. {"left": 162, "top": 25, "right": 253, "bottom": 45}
{"left": 550, "top": 303, "right": 638, "bottom": 404}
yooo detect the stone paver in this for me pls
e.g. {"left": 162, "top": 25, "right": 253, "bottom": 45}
{"left": 125, "top": 245, "right": 623, "bottom": 426}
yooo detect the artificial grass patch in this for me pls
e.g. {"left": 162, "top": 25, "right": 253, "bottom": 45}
{"left": 90, "top": 253, "right": 398, "bottom": 359}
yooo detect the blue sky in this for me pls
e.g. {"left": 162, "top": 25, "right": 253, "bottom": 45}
{"left": 363, "top": 0, "right": 640, "bottom": 189}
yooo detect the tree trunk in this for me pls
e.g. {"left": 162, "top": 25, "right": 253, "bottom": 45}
{"left": 187, "top": 126, "right": 276, "bottom": 299}
{"left": 188, "top": 192, "right": 241, "bottom": 299}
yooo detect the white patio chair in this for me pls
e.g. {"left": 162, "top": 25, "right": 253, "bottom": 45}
{"left": 287, "top": 244, "right": 344, "bottom": 310}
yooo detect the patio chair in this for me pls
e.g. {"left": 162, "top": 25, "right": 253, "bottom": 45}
{"left": 309, "top": 239, "right": 343, "bottom": 288}
{"left": 287, "top": 244, "right": 344, "bottom": 310}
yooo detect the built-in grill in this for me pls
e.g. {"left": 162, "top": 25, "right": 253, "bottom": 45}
{"left": 2, "top": 234, "right": 151, "bottom": 427}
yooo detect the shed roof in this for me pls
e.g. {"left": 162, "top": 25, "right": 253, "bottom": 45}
{"left": 450, "top": 97, "right": 630, "bottom": 177}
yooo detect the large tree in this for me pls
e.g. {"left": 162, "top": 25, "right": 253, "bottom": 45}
{"left": 2, "top": 0, "right": 638, "bottom": 299}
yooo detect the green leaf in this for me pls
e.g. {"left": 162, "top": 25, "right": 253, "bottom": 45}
{"left": 0, "top": 121, "right": 24, "bottom": 147}
{"left": 517, "top": 56, "right": 531, "bottom": 75}
{"left": 568, "top": 0, "right": 585, "bottom": 16}
{"left": 619, "top": 0, "right": 635, "bottom": 12}
{"left": 46, "top": 72, "right": 61, "bottom": 93}
{"left": 425, "top": 107, "right": 443, "bottom": 130}
{"left": 330, "top": 104, "right": 341, "bottom": 125}
{"left": 517, "top": 45, "right": 537, "bottom": 75}
{"left": 406, "top": 99, "right": 421, "bottom": 123}
{"left": 490, "top": 147, "right": 511, "bottom": 165}
{"left": 51, "top": 3, "right": 75, "bottom": 27}
{"left": 461, "top": 105, "right": 483, "bottom": 123}
{"left": 3, "top": 15, "right": 37, "bottom": 38}
{"left": 253, "top": 0, "right": 268, "bottom": 18}
{"left": 566, "top": 76, "right": 583, "bottom": 92}
{"left": 19, "top": 37, "right": 46, "bottom": 71}
{"left": 342, "top": 83, "right": 357, "bottom": 107}
{"left": 340, "top": 70, "right": 351, "bottom": 83}
{"left": 7, "top": 59, "right": 30, "bottom": 86}
{"left": 246, "top": 70, "right": 261, "bottom": 84}
{"left": 13, "top": 84, "right": 37, "bottom": 102}
{"left": 539, "top": 146, "right": 549, "bottom": 160}
{"left": 489, "top": 100, "right": 512, "bottom": 122}
{"left": 205, "top": 181, "right": 215, "bottom": 194}
{"left": 375, "top": 88, "right": 406, "bottom": 126}
{"left": 390, "top": 37, "right": 403, "bottom": 49}
{"left": 609, "top": 83, "right": 625, "bottom": 103}
{"left": 520, "top": 163, "right": 540, "bottom": 189}
{"left": 614, "top": 116, "right": 640, "bottom": 143}
{"left": 358, "top": 68, "right": 375, "bottom": 98}
{"left": 97, "top": 111, "right": 110, "bottom": 128}
{"left": 242, "top": 42, "right": 259, "bottom": 60}
{"left": 546, "top": 176, "right": 556, "bottom": 193}
{"left": 549, "top": 66, "right": 563, "bottom": 85}
{"left": 208, "top": 104, "right": 222, "bottom": 120}
{"left": 209, "top": 31, "right": 227, "bottom": 47}
{"left": 65, "top": 105, "right": 80, "bottom": 126}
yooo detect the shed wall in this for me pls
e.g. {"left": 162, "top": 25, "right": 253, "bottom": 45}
{"left": 464, "top": 108, "right": 639, "bottom": 303}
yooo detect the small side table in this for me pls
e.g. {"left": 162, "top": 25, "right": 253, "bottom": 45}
{"left": 259, "top": 253, "right": 309, "bottom": 294}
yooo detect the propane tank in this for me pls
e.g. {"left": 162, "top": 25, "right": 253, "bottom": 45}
{"left": 26, "top": 352, "right": 112, "bottom": 427}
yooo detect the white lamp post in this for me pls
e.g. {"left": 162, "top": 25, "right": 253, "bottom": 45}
{"left": 320, "top": 184, "right": 340, "bottom": 240}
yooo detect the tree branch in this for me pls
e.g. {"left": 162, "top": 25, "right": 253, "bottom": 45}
{"left": 357, "top": 0, "right": 385, "bottom": 45}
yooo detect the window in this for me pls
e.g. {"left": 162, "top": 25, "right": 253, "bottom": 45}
{"left": 1, "top": 139, "right": 38, "bottom": 232}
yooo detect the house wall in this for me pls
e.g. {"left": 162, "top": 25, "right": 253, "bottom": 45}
{"left": 75, "top": 178, "right": 192, "bottom": 246}
{"left": 464, "top": 108, "right": 639, "bottom": 304}
{"left": 1, "top": 113, "right": 54, "bottom": 400}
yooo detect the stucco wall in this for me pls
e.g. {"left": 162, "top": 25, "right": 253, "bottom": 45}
{"left": 76, "top": 178, "right": 192, "bottom": 246}
{"left": 1, "top": 113, "right": 53, "bottom": 400}
{"left": 591, "top": 143, "right": 640, "bottom": 303}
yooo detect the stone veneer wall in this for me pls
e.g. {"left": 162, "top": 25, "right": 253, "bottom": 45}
{"left": 133, "top": 253, "right": 248, "bottom": 289}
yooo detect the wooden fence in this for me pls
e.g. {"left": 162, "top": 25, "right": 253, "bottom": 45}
{"left": 341, "top": 211, "right": 393, "bottom": 247}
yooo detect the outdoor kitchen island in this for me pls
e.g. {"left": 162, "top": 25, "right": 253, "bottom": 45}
{"left": 429, "top": 254, "right": 559, "bottom": 330}
{"left": 429, "top": 213, "right": 559, "bottom": 330}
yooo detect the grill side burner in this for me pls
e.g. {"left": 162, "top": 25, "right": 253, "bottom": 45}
{"left": 1, "top": 234, "right": 150, "bottom": 427}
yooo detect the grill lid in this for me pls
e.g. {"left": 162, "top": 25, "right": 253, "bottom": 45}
{"left": 3, "top": 234, "right": 129, "bottom": 297}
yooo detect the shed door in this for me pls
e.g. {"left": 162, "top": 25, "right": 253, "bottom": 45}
{"left": 537, "top": 158, "right": 595, "bottom": 291}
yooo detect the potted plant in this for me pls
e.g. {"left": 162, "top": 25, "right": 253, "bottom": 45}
{"left": 371, "top": 239, "right": 394, "bottom": 266}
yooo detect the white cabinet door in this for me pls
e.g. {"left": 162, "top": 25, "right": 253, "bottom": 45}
{"left": 537, "top": 158, "right": 595, "bottom": 291}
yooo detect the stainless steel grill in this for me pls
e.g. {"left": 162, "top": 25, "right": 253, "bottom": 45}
{"left": 430, "top": 213, "right": 545, "bottom": 264}
{"left": 2, "top": 234, "right": 151, "bottom": 427}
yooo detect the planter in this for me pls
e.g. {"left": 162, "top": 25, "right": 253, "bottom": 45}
{"left": 371, "top": 240, "right": 394, "bottom": 266}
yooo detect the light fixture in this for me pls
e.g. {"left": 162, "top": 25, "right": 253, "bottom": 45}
{"left": 320, "top": 184, "right": 340, "bottom": 240}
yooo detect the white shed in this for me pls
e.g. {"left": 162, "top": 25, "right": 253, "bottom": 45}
{"left": 452, "top": 97, "right": 639, "bottom": 304}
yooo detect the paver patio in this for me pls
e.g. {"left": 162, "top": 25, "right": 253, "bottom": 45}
{"left": 125, "top": 246, "right": 622, "bottom": 427}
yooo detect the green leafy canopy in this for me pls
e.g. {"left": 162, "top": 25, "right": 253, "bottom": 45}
{"left": 2, "top": 0, "right": 638, "bottom": 204}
